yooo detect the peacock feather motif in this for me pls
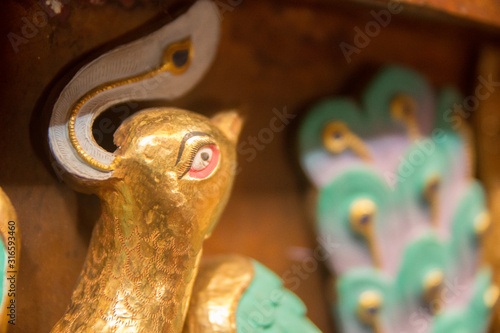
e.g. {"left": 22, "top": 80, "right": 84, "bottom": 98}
{"left": 297, "top": 66, "right": 498, "bottom": 333}
{"left": 47, "top": 1, "right": 320, "bottom": 332}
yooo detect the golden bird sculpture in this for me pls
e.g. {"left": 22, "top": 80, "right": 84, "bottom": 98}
{"left": 47, "top": 1, "right": 320, "bottom": 332}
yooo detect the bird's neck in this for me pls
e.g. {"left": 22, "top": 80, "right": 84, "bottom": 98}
{"left": 52, "top": 184, "right": 203, "bottom": 333}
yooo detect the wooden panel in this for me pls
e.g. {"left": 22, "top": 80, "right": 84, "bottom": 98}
{"left": 300, "top": 0, "right": 500, "bottom": 29}
{"left": 363, "top": 0, "right": 500, "bottom": 29}
{"left": 475, "top": 45, "right": 500, "bottom": 332}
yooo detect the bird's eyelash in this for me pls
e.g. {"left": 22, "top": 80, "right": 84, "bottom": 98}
{"left": 178, "top": 138, "right": 215, "bottom": 177}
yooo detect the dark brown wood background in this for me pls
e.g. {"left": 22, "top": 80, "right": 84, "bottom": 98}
{"left": 1, "top": 0, "right": 500, "bottom": 332}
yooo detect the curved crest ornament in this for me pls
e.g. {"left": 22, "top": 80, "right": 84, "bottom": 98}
{"left": 48, "top": 0, "right": 220, "bottom": 181}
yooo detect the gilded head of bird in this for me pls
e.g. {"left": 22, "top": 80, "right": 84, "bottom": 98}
{"left": 104, "top": 108, "right": 242, "bottom": 240}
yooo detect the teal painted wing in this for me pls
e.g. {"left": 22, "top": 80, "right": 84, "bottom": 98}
{"left": 236, "top": 260, "right": 321, "bottom": 333}
{"left": 297, "top": 66, "right": 497, "bottom": 332}
{"left": 185, "top": 255, "right": 320, "bottom": 332}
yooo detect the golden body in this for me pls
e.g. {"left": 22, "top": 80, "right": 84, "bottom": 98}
{"left": 51, "top": 109, "right": 241, "bottom": 332}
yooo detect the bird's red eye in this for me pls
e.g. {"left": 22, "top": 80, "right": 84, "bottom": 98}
{"left": 189, "top": 145, "right": 219, "bottom": 179}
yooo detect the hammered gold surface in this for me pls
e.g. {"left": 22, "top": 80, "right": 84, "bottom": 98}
{"left": 183, "top": 255, "right": 254, "bottom": 333}
{"left": 51, "top": 109, "right": 242, "bottom": 332}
